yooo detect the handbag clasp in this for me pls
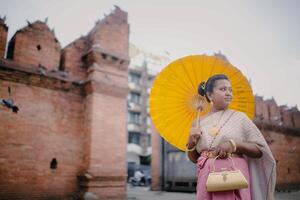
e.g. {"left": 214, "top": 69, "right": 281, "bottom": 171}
{"left": 221, "top": 171, "right": 228, "bottom": 182}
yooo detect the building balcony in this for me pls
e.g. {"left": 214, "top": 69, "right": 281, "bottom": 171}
{"left": 146, "top": 146, "right": 152, "bottom": 156}
{"left": 126, "top": 143, "right": 152, "bottom": 156}
{"left": 128, "top": 102, "right": 142, "bottom": 112}
{"left": 147, "top": 127, "right": 151, "bottom": 134}
{"left": 127, "top": 143, "right": 142, "bottom": 155}
{"left": 129, "top": 82, "right": 142, "bottom": 92}
{"left": 147, "top": 88, "right": 151, "bottom": 94}
{"left": 127, "top": 123, "right": 142, "bottom": 132}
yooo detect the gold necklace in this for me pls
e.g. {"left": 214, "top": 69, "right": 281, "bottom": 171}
{"left": 208, "top": 110, "right": 226, "bottom": 137}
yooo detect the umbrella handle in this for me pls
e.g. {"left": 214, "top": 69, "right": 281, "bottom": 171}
{"left": 196, "top": 110, "right": 201, "bottom": 129}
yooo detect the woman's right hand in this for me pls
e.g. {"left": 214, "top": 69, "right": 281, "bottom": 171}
{"left": 186, "top": 127, "right": 202, "bottom": 148}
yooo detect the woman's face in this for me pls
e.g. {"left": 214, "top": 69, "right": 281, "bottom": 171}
{"left": 207, "top": 79, "right": 233, "bottom": 109}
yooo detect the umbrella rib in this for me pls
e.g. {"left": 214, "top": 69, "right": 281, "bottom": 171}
{"left": 228, "top": 69, "right": 242, "bottom": 80}
{"left": 155, "top": 110, "right": 188, "bottom": 143}
{"left": 174, "top": 110, "right": 196, "bottom": 150}
{"left": 233, "top": 77, "right": 249, "bottom": 84}
{"left": 219, "top": 60, "right": 231, "bottom": 74}
{"left": 154, "top": 68, "right": 192, "bottom": 94}
{"left": 165, "top": 68, "right": 194, "bottom": 94}
{"left": 154, "top": 81, "right": 190, "bottom": 97}
{"left": 179, "top": 59, "right": 196, "bottom": 92}
{"left": 191, "top": 56, "right": 200, "bottom": 89}
{"left": 162, "top": 108, "right": 193, "bottom": 149}
{"left": 150, "top": 103, "right": 190, "bottom": 113}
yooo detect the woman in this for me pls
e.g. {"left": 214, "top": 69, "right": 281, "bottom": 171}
{"left": 186, "top": 74, "right": 276, "bottom": 200}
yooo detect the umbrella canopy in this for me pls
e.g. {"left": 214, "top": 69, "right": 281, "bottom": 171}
{"left": 149, "top": 55, "right": 254, "bottom": 151}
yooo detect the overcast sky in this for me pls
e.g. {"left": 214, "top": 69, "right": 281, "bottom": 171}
{"left": 1, "top": 0, "right": 299, "bottom": 107}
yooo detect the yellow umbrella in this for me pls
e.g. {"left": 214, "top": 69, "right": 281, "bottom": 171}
{"left": 149, "top": 55, "right": 254, "bottom": 151}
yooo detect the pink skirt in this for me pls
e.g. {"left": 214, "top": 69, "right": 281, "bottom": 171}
{"left": 196, "top": 156, "right": 251, "bottom": 200}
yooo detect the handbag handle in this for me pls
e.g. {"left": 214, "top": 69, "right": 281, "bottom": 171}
{"left": 211, "top": 154, "right": 237, "bottom": 172}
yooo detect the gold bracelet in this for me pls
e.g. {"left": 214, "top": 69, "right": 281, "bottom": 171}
{"left": 229, "top": 139, "right": 237, "bottom": 152}
{"left": 186, "top": 144, "right": 196, "bottom": 152}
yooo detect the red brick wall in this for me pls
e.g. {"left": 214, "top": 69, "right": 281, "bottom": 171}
{"left": 0, "top": 6, "right": 130, "bottom": 199}
{"left": 243, "top": 97, "right": 300, "bottom": 187}
{"left": 281, "top": 109, "right": 294, "bottom": 127}
{"left": 255, "top": 96, "right": 270, "bottom": 122}
{"left": 7, "top": 21, "right": 61, "bottom": 71}
{"left": 61, "top": 37, "right": 90, "bottom": 79}
{"left": 88, "top": 7, "right": 129, "bottom": 59}
{"left": 255, "top": 96, "right": 300, "bottom": 128}
{"left": 82, "top": 90, "right": 128, "bottom": 199}
{"left": 255, "top": 96, "right": 264, "bottom": 120}
{"left": 0, "top": 19, "right": 8, "bottom": 58}
{"left": 292, "top": 112, "right": 300, "bottom": 128}
{"left": 262, "top": 129, "right": 300, "bottom": 187}
{"left": 0, "top": 80, "right": 87, "bottom": 199}
{"left": 78, "top": 46, "right": 129, "bottom": 199}
{"left": 267, "top": 100, "right": 281, "bottom": 123}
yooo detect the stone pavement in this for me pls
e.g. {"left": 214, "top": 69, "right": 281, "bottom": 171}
{"left": 127, "top": 185, "right": 300, "bottom": 200}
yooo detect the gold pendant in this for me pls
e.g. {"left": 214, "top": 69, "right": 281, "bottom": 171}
{"left": 208, "top": 127, "right": 219, "bottom": 137}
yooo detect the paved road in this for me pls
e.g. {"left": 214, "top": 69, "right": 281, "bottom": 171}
{"left": 127, "top": 186, "right": 300, "bottom": 200}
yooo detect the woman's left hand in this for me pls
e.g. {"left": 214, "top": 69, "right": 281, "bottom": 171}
{"left": 216, "top": 141, "right": 233, "bottom": 158}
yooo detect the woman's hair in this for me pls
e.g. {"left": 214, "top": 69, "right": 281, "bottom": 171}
{"left": 198, "top": 74, "right": 229, "bottom": 102}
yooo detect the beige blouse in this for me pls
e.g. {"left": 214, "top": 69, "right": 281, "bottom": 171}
{"left": 194, "top": 109, "right": 276, "bottom": 200}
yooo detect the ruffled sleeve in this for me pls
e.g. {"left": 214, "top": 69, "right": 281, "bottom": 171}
{"left": 241, "top": 112, "right": 276, "bottom": 200}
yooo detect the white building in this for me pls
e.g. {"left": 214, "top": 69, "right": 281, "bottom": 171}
{"left": 126, "top": 43, "right": 170, "bottom": 178}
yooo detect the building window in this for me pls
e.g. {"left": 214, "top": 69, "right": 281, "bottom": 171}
{"left": 129, "top": 72, "right": 141, "bottom": 84}
{"left": 50, "top": 158, "right": 57, "bottom": 169}
{"left": 147, "top": 116, "right": 151, "bottom": 126}
{"left": 140, "top": 155, "right": 151, "bottom": 165}
{"left": 147, "top": 134, "right": 151, "bottom": 146}
{"left": 36, "top": 44, "right": 42, "bottom": 51}
{"left": 128, "top": 111, "right": 141, "bottom": 124}
{"left": 129, "top": 92, "right": 141, "bottom": 104}
{"left": 128, "top": 132, "right": 140, "bottom": 145}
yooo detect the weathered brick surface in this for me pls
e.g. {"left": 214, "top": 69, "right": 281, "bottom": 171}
{"left": 255, "top": 96, "right": 300, "bottom": 128}
{"left": 88, "top": 7, "right": 129, "bottom": 59}
{"left": 261, "top": 128, "right": 300, "bottom": 187}
{"left": 292, "top": 111, "right": 300, "bottom": 128}
{"left": 0, "top": 18, "right": 8, "bottom": 58}
{"left": 0, "top": 6, "right": 129, "bottom": 200}
{"left": 6, "top": 21, "right": 61, "bottom": 71}
{"left": 80, "top": 53, "right": 128, "bottom": 199}
{"left": 0, "top": 80, "right": 87, "bottom": 199}
{"left": 61, "top": 37, "right": 90, "bottom": 80}
{"left": 0, "top": 58, "right": 83, "bottom": 95}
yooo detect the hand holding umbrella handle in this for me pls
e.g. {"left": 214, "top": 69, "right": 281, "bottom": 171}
{"left": 187, "top": 112, "right": 202, "bottom": 151}
{"left": 195, "top": 98, "right": 204, "bottom": 128}
{"left": 186, "top": 132, "right": 201, "bottom": 152}
{"left": 196, "top": 109, "right": 201, "bottom": 129}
